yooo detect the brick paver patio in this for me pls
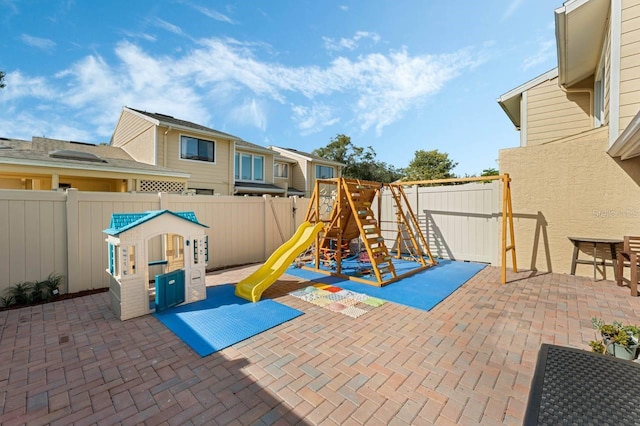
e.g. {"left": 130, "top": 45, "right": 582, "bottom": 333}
{"left": 1, "top": 264, "right": 639, "bottom": 425}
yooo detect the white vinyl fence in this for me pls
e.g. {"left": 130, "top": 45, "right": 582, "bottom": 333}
{"left": 0, "top": 189, "right": 309, "bottom": 295}
{"left": 379, "top": 181, "right": 500, "bottom": 265}
{"left": 0, "top": 182, "right": 498, "bottom": 297}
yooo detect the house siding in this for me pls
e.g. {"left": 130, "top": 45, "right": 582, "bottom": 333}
{"left": 291, "top": 158, "right": 309, "bottom": 195}
{"left": 165, "top": 131, "right": 232, "bottom": 194}
{"left": 525, "top": 77, "right": 591, "bottom": 146}
{"left": 110, "top": 111, "right": 156, "bottom": 165}
{"left": 619, "top": 0, "right": 640, "bottom": 133}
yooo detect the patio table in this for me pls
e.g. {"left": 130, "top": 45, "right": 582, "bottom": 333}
{"left": 568, "top": 236, "right": 622, "bottom": 281}
{"left": 525, "top": 344, "right": 640, "bottom": 425}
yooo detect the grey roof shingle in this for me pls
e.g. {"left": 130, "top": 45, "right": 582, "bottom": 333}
{"left": 0, "top": 137, "right": 188, "bottom": 176}
{"left": 127, "top": 108, "right": 242, "bottom": 140}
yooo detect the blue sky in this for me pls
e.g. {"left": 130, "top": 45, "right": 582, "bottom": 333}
{"left": 0, "top": 0, "right": 559, "bottom": 176}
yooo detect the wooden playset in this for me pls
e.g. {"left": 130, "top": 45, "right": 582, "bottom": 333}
{"left": 301, "top": 177, "right": 436, "bottom": 286}
{"left": 298, "top": 174, "right": 517, "bottom": 286}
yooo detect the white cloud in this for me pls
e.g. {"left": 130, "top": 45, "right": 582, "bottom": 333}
{"left": 189, "top": 3, "right": 236, "bottom": 24}
{"left": 523, "top": 39, "right": 555, "bottom": 70}
{"left": 339, "top": 5, "right": 349, "bottom": 12}
{"left": 2, "top": 71, "right": 57, "bottom": 101}
{"left": 0, "top": 109, "right": 93, "bottom": 141}
{"left": 20, "top": 34, "right": 56, "bottom": 51}
{"left": 228, "top": 98, "right": 267, "bottom": 131}
{"left": 323, "top": 31, "right": 381, "bottom": 52}
{"left": 2, "top": 37, "right": 483, "bottom": 140}
{"left": 291, "top": 103, "right": 340, "bottom": 135}
{"left": 154, "top": 18, "right": 184, "bottom": 36}
{"left": 121, "top": 30, "right": 157, "bottom": 42}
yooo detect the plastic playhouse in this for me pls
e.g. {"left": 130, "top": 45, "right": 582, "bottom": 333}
{"left": 104, "top": 210, "right": 209, "bottom": 320}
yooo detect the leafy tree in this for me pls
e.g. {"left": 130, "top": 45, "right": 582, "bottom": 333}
{"left": 480, "top": 167, "right": 499, "bottom": 177}
{"left": 0, "top": 71, "right": 5, "bottom": 89}
{"left": 313, "top": 134, "right": 402, "bottom": 183}
{"left": 403, "top": 149, "right": 458, "bottom": 182}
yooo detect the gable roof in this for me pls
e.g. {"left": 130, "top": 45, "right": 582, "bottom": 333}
{"left": 268, "top": 146, "right": 345, "bottom": 167}
{"left": 555, "top": 0, "right": 610, "bottom": 88}
{"left": 125, "top": 107, "right": 242, "bottom": 141}
{"left": 235, "top": 139, "right": 275, "bottom": 155}
{"left": 0, "top": 137, "right": 189, "bottom": 178}
{"left": 103, "top": 210, "right": 208, "bottom": 236}
{"left": 497, "top": 68, "right": 559, "bottom": 129}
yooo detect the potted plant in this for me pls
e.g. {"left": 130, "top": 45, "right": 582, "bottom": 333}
{"left": 590, "top": 317, "right": 640, "bottom": 361}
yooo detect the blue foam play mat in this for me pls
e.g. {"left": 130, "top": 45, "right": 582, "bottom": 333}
{"left": 285, "top": 259, "right": 485, "bottom": 312}
{"left": 154, "top": 285, "right": 303, "bottom": 357}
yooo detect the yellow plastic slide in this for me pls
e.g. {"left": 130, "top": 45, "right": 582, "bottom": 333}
{"left": 235, "top": 221, "right": 324, "bottom": 302}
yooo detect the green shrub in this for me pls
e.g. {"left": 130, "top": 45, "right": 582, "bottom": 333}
{"left": 2, "top": 273, "right": 65, "bottom": 309}
{"left": 5, "top": 282, "right": 33, "bottom": 305}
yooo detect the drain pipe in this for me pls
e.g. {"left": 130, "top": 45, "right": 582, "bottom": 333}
{"left": 163, "top": 126, "right": 172, "bottom": 168}
{"left": 560, "top": 86, "right": 594, "bottom": 127}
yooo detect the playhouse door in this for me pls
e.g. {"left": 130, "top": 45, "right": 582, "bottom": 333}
{"left": 155, "top": 269, "right": 185, "bottom": 312}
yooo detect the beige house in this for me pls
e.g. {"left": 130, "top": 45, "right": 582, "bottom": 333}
{"left": 268, "top": 146, "right": 345, "bottom": 197}
{"left": 0, "top": 136, "right": 188, "bottom": 192}
{"left": 497, "top": 0, "right": 640, "bottom": 277}
{"left": 234, "top": 139, "right": 290, "bottom": 196}
{"left": 272, "top": 153, "right": 305, "bottom": 197}
{"left": 111, "top": 107, "right": 295, "bottom": 196}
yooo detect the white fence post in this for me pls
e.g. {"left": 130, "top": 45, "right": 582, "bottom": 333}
{"left": 66, "top": 189, "right": 80, "bottom": 293}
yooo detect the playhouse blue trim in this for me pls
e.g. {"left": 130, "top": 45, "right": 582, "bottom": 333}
{"left": 103, "top": 210, "right": 208, "bottom": 236}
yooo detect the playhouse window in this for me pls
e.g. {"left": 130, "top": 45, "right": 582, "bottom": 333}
{"left": 108, "top": 243, "right": 115, "bottom": 275}
{"left": 173, "top": 235, "right": 183, "bottom": 260}
{"left": 117, "top": 245, "right": 136, "bottom": 276}
{"left": 114, "top": 245, "right": 122, "bottom": 276}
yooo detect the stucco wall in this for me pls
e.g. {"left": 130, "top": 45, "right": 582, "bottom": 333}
{"left": 499, "top": 126, "right": 640, "bottom": 277}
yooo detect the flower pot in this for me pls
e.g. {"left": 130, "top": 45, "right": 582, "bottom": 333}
{"left": 606, "top": 343, "right": 639, "bottom": 360}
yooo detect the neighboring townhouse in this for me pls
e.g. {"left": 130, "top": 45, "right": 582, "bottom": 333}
{"left": 497, "top": 0, "right": 640, "bottom": 277}
{"left": 111, "top": 107, "right": 241, "bottom": 195}
{"left": 0, "top": 136, "right": 188, "bottom": 192}
{"left": 268, "top": 146, "right": 345, "bottom": 197}
{"left": 111, "top": 107, "right": 301, "bottom": 196}
{"left": 272, "top": 153, "right": 305, "bottom": 197}
{"left": 234, "top": 139, "right": 288, "bottom": 196}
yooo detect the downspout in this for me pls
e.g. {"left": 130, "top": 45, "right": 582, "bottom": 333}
{"left": 560, "top": 86, "right": 594, "bottom": 127}
{"left": 163, "top": 126, "right": 172, "bottom": 168}
{"left": 231, "top": 140, "right": 236, "bottom": 195}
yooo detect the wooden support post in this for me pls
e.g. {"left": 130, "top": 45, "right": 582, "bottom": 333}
{"left": 501, "top": 174, "right": 517, "bottom": 284}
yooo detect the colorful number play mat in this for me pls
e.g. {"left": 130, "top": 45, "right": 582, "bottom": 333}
{"left": 289, "top": 284, "right": 386, "bottom": 318}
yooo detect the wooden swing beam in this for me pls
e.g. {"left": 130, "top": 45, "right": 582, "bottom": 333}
{"left": 390, "top": 174, "right": 517, "bottom": 284}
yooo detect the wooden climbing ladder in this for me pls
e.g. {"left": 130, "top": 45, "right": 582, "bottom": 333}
{"left": 303, "top": 178, "right": 435, "bottom": 286}
{"left": 387, "top": 184, "right": 435, "bottom": 265}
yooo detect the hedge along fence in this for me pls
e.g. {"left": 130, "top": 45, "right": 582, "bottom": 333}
{"left": 0, "top": 189, "right": 309, "bottom": 296}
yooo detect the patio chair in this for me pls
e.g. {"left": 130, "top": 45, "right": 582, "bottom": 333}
{"left": 616, "top": 236, "right": 640, "bottom": 296}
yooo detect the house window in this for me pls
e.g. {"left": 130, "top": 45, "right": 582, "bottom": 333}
{"left": 235, "top": 153, "right": 264, "bottom": 181}
{"left": 316, "top": 165, "right": 334, "bottom": 179}
{"left": 274, "top": 162, "right": 288, "bottom": 178}
{"left": 180, "top": 136, "right": 215, "bottom": 163}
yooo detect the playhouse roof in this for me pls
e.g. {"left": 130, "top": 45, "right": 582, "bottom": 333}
{"left": 103, "top": 210, "right": 208, "bottom": 236}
